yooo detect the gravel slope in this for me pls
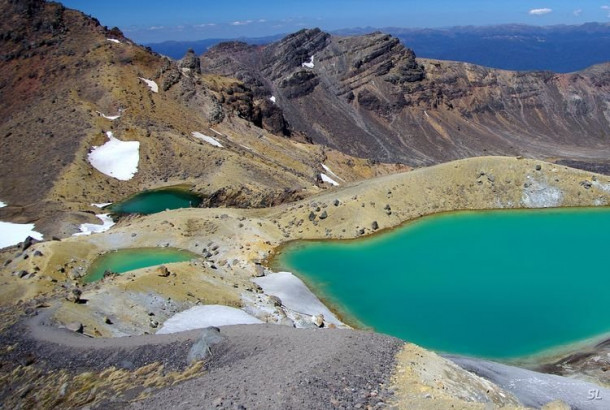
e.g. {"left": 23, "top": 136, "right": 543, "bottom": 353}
{"left": 129, "top": 324, "right": 402, "bottom": 409}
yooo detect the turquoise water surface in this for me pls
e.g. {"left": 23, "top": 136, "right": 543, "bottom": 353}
{"left": 108, "top": 187, "right": 203, "bottom": 215}
{"left": 84, "top": 248, "right": 198, "bottom": 282}
{"left": 276, "top": 208, "right": 610, "bottom": 359}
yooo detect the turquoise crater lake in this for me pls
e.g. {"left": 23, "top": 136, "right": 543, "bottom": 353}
{"left": 108, "top": 187, "right": 203, "bottom": 215}
{"left": 275, "top": 208, "right": 610, "bottom": 359}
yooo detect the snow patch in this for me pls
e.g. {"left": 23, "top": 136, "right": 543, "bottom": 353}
{"left": 254, "top": 272, "right": 343, "bottom": 326}
{"left": 92, "top": 202, "right": 112, "bottom": 208}
{"left": 107, "top": 38, "right": 121, "bottom": 44}
{"left": 192, "top": 132, "right": 223, "bottom": 147}
{"left": 156, "top": 305, "right": 263, "bottom": 334}
{"left": 0, "top": 201, "right": 6, "bottom": 208}
{"left": 593, "top": 180, "right": 610, "bottom": 193}
{"left": 88, "top": 131, "right": 140, "bottom": 181}
{"left": 96, "top": 110, "right": 121, "bottom": 121}
{"left": 73, "top": 214, "right": 115, "bottom": 236}
{"left": 0, "top": 222, "right": 43, "bottom": 249}
{"left": 269, "top": 96, "right": 276, "bottom": 103}
{"left": 302, "top": 55, "right": 315, "bottom": 69}
{"left": 320, "top": 173, "right": 340, "bottom": 186}
{"left": 321, "top": 164, "right": 344, "bottom": 182}
{"left": 521, "top": 176, "right": 563, "bottom": 208}
{"left": 138, "top": 77, "right": 159, "bottom": 93}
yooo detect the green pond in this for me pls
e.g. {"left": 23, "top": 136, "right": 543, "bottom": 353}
{"left": 275, "top": 207, "right": 610, "bottom": 360}
{"left": 108, "top": 187, "right": 203, "bottom": 215}
{"left": 84, "top": 248, "right": 198, "bottom": 282}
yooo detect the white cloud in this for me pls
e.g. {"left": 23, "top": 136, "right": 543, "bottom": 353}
{"left": 194, "top": 23, "right": 216, "bottom": 28}
{"left": 573, "top": 8, "right": 583, "bottom": 17}
{"left": 529, "top": 8, "right": 552, "bottom": 16}
{"left": 148, "top": 25, "right": 165, "bottom": 31}
{"left": 603, "top": 6, "right": 610, "bottom": 17}
{"left": 231, "top": 20, "right": 254, "bottom": 26}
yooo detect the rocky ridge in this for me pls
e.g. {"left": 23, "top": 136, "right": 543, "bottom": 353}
{"left": 0, "top": 0, "right": 405, "bottom": 239}
{"left": 202, "top": 28, "right": 610, "bottom": 169}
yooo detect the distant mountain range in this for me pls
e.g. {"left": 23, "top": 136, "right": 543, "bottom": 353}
{"left": 147, "top": 23, "right": 610, "bottom": 73}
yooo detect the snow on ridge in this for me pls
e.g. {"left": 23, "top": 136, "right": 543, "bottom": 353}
{"left": 0, "top": 222, "right": 43, "bottom": 249}
{"left": 254, "top": 272, "right": 343, "bottom": 326}
{"left": 73, "top": 214, "right": 115, "bottom": 236}
{"left": 157, "top": 305, "right": 263, "bottom": 334}
{"left": 0, "top": 201, "right": 6, "bottom": 208}
{"left": 302, "top": 55, "right": 315, "bottom": 69}
{"left": 92, "top": 202, "right": 112, "bottom": 208}
{"left": 320, "top": 173, "right": 339, "bottom": 186}
{"left": 192, "top": 132, "right": 223, "bottom": 148}
{"left": 96, "top": 110, "right": 121, "bottom": 121}
{"left": 269, "top": 96, "right": 276, "bottom": 103}
{"left": 321, "top": 164, "right": 344, "bottom": 182}
{"left": 107, "top": 38, "right": 121, "bottom": 44}
{"left": 138, "top": 77, "right": 159, "bottom": 93}
{"left": 88, "top": 131, "right": 140, "bottom": 181}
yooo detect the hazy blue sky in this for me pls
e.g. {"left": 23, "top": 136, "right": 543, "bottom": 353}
{"left": 60, "top": 1, "right": 610, "bottom": 43}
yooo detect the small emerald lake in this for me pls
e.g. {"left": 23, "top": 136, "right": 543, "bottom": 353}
{"left": 84, "top": 248, "right": 198, "bottom": 282}
{"left": 108, "top": 187, "right": 203, "bottom": 215}
{"left": 275, "top": 207, "right": 610, "bottom": 360}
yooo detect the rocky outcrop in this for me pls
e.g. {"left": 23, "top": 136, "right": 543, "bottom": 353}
{"left": 202, "top": 28, "right": 610, "bottom": 170}
{"left": 179, "top": 48, "right": 201, "bottom": 74}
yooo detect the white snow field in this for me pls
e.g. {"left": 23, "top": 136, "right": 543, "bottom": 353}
{"left": 88, "top": 131, "right": 140, "bottom": 181}
{"left": 0, "top": 222, "right": 43, "bottom": 249}
{"left": 320, "top": 173, "right": 340, "bottom": 186}
{"left": 254, "top": 271, "right": 343, "bottom": 326}
{"left": 192, "top": 132, "right": 224, "bottom": 147}
{"left": 138, "top": 77, "right": 159, "bottom": 93}
{"left": 73, "top": 214, "right": 115, "bottom": 236}
{"left": 157, "top": 305, "right": 263, "bottom": 334}
{"left": 302, "top": 56, "right": 315, "bottom": 68}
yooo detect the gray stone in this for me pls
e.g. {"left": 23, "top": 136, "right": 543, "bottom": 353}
{"left": 319, "top": 210, "right": 328, "bottom": 219}
{"left": 255, "top": 264, "right": 266, "bottom": 277}
{"left": 66, "top": 288, "right": 82, "bottom": 303}
{"left": 157, "top": 265, "right": 170, "bottom": 277}
{"left": 66, "top": 322, "right": 83, "bottom": 333}
{"left": 187, "top": 327, "right": 226, "bottom": 364}
{"left": 269, "top": 295, "right": 282, "bottom": 307}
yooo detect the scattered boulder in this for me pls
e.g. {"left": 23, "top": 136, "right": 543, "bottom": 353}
{"left": 308, "top": 211, "right": 316, "bottom": 221}
{"left": 187, "top": 327, "right": 226, "bottom": 364}
{"left": 333, "top": 199, "right": 340, "bottom": 206}
{"left": 16, "top": 270, "right": 29, "bottom": 279}
{"left": 371, "top": 221, "right": 379, "bottom": 230}
{"left": 157, "top": 265, "right": 170, "bottom": 277}
{"left": 66, "top": 288, "right": 82, "bottom": 303}
{"left": 255, "top": 264, "right": 266, "bottom": 277}
{"left": 104, "top": 316, "right": 113, "bottom": 325}
{"left": 312, "top": 314, "right": 324, "bottom": 327}
{"left": 21, "top": 236, "right": 37, "bottom": 251}
{"left": 269, "top": 295, "right": 282, "bottom": 307}
{"left": 319, "top": 210, "right": 328, "bottom": 220}
{"left": 65, "top": 322, "right": 83, "bottom": 334}
{"left": 535, "top": 164, "right": 542, "bottom": 171}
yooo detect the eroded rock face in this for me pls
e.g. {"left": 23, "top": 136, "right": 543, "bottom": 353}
{"left": 202, "top": 28, "right": 610, "bottom": 170}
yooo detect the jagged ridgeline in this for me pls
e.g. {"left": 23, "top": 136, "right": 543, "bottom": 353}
{"left": 0, "top": 0, "right": 404, "bottom": 238}
{"left": 203, "top": 28, "right": 610, "bottom": 169}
